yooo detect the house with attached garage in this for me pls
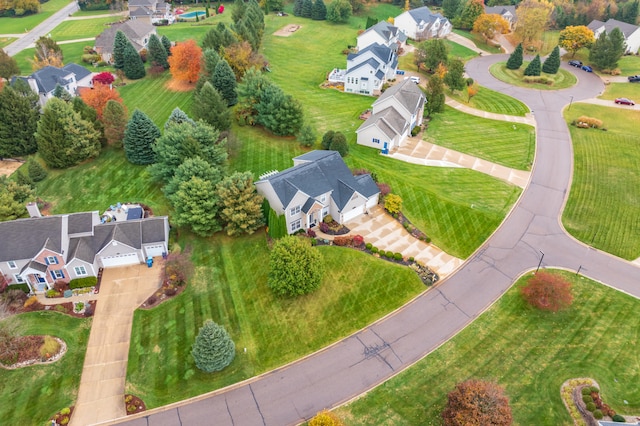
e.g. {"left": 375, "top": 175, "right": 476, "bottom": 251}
{"left": 255, "top": 151, "right": 380, "bottom": 233}
{"left": 394, "top": 6, "right": 452, "bottom": 40}
{"left": 587, "top": 18, "right": 640, "bottom": 54}
{"left": 344, "top": 43, "right": 398, "bottom": 96}
{"left": 94, "top": 20, "right": 157, "bottom": 64}
{"left": 356, "top": 78, "right": 426, "bottom": 153}
{"left": 14, "top": 63, "right": 94, "bottom": 107}
{"left": 357, "top": 20, "right": 407, "bottom": 53}
{"left": 0, "top": 204, "right": 169, "bottom": 293}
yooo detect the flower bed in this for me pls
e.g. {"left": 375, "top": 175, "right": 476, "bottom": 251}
{"left": 124, "top": 394, "right": 146, "bottom": 415}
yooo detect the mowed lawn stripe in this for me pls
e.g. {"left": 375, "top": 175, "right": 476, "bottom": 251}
{"left": 50, "top": 17, "right": 118, "bottom": 41}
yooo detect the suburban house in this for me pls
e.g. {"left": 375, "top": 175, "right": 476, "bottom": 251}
{"left": 255, "top": 151, "right": 380, "bottom": 233}
{"left": 343, "top": 43, "right": 398, "bottom": 95}
{"left": 356, "top": 78, "right": 426, "bottom": 153}
{"left": 14, "top": 63, "right": 93, "bottom": 107}
{"left": 587, "top": 18, "right": 640, "bottom": 54}
{"left": 484, "top": 5, "right": 517, "bottom": 30}
{"left": 393, "top": 6, "right": 452, "bottom": 40}
{"left": 356, "top": 20, "right": 407, "bottom": 53}
{"left": 128, "top": 0, "right": 173, "bottom": 25}
{"left": 94, "top": 20, "right": 157, "bottom": 64}
{"left": 0, "top": 204, "right": 170, "bottom": 294}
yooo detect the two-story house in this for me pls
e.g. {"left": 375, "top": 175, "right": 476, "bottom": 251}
{"left": 357, "top": 20, "right": 407, "bottom": 53}
{"left": 356, "top": 78, "right": 426, "bottom": 153}
{"left": 14, "top": 63, "right": 93, "bottom": 107}
{"left": 394, "top": 6, "right": 452, "bottom": 40}
{"left": 484, "top": 5, "right": 517, "bottom": 31}
{"left": 587, "top": 18, "right": 640, "bottom": 54}
{"left": 94, "top": 20, "right": 157, "bottom": 64}
{"left": 344, "top": 43, "right": 398, "bottom": 96}
{"left": 255, "top": 151, "right": 380, "bottom": 233}
{"left": 128, "top": 0, "right": 173, "bottom": 25}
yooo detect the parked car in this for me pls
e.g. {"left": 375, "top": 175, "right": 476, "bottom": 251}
{"left": 568, "top": 60, "right": 583, "bottom": 67}
{"left": 628, "top": 75, "right": 640, "bottom": 82}
{"left": 581, "top": 65, "right": 593, "bottom": 72}
{"left": 614, "top": 98, "right": 635, "bottom": 105}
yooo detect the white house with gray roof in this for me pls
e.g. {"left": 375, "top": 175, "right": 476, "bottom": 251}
{"left": 16, "top": 63, "right": 93, "bottom": 107}
{"left": 357, "top": 21, "right": 407, "bottom": 53}
{"left": 255, "top": 151, "right": 380, "bottom": 232}
{"left": 94, "top": 20, "right": 157, "bottom": 64}
{"left": 344, "top": 43, "right": 398, "bottom": 96}
{"left": 394, "top": 6, "right": 452, "bottom": 40}
{"left": 0, "top": 207, "right": 169, "bottom": 293}
{"left": 356, "top": 78, "right": 425, "bottom": 153}
{"left": 484, "top": 5, "right": 517, "bottom": 30}
{"left": 587, "top": 18, "right": 640, "bottom": 54}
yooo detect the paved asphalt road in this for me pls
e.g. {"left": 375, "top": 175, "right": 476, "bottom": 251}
{"left": 113, "top": 55, "right": 640, "bottom": 426}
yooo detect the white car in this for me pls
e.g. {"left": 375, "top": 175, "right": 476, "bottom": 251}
{"left": 404, "top": 76, "right": 420, "bottom": 84}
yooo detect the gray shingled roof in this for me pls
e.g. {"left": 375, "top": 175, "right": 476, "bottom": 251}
{"left": 21, "top": 260, "right": 48, "bottom": 274}
{"left": 407, "top": 6, "right": 444, "bottom": 25}
{"left": 95, "top": 20, "right": 155, "bottom": 55}
{"left": 357, "top": 106, "right": 408, "bottom": 140}
{"left": 62, "top": 63, "right": 91, "bottom": 81}
{"left": 588, "top": 18, "right": 639, "bottom": 38}
{"left": 346, "top": 57, "right": 381, "bottom": 76}
{"left": 587, "top": 19, "right": 605, "bottom": 32}
{"left": 363, "top": 21, "right": 406, "bottom": 45}
{"left": 375, "top": 78, "right": 424, "bottom": 113}
{"left": 68, "top": 212, "right": 94, "bottom": 235}
{"left": 484, "top": 5, "right": 516, "bottom": 18}
{"left": 0, "top": 216, "right": 63, "bottom": 262}
{"left": 28, "top": 66, "right": 73, "bottom": 94}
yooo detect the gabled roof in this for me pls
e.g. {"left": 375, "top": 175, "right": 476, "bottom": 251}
{"left": 68, "top": 212, "right": 95, "bottom": 235}
{"left": 601, "top": 18, "right": 639, "bottom": 38}
{"left": 360, "top": 21, "right": 406, "bottom": 44}
{"left": 374, "top": 78, "right": 425, "bottom": 113}
{"left": 346, "top": 57, "right": 381, "bottom": 76}
{"left": 62, "top": 63, "right": 91, "bottom": 82}
{"left": 27, "top": 66, "right": 74, "bottom": 94}
{"left": 357, "top": 106, "right": 408, "bottom": 140}
{"left": 21, "top": 260, "right": 48, "bottom": 274}
{"left": 128, "top": 0, "right": 156, "bottom": 7}
{"left": 130, "top": 5, "right": 153, "bottom": 17}
{"left": 352, "top": 43, "right": 394, "bottom": 64}
{"left": 95, "top": 20, "right": 155, "bottom": 54}
{"left": 484, "top": 5, "right": 516, "bottom": 18}
{"left": 587, "top": 19, "right": 605, "bottom": 32}
{"left": 0, "top": 216, "right": 63, "bottom": 262}
{"left": 405, "top": 6, "right": 445, "bottom": 25}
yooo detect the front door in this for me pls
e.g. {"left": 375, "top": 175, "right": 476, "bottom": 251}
{"left": 382, "top": 142, "right": 389, "bottom": 154}
{"left": 310, "top": 212, "right": 318, "bottom": 227}
{"left": 36, "top": 275, "right": 46, "bottom": 292}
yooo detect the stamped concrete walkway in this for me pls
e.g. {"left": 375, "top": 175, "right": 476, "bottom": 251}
{"left": 70, "top": 264, "right": 162, "bottom": 426}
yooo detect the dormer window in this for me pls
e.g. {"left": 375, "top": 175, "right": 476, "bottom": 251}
{"left": 7, "top": 261, "right": 17, "bottom": 269}
{"left": 45, "top": 256, "right": 58, "bottom": 265}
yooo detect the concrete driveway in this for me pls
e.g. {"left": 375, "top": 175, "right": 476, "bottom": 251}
{"left": 71, "top": 263, "right": 162, "bottom": 426}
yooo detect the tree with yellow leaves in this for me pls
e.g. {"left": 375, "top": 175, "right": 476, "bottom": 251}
{"left": 515, "top": 0, "right": 554, "bottom": 48}
{"left": 472, "top": 13, "right": 510, "bottom": 40}
{"left": 559, "top": 25, "right": 595, "bottom": 57}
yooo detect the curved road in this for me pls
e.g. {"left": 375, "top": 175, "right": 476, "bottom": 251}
{"left": 115, "top": 55, "right": 640, "bottom": 426}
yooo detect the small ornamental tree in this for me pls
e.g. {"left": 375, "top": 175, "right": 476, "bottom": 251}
{"left": 384, "top": 193, "right": 402, "bottom": 214}
{"left": 297, "top": 123, "right": 317, "bottom": 147}
{"left": 191, "top": 320, "right": 235, "bottom": 372}
{"left": 27, "top": 159, "right": 48, "bottom": 182}
{"left": 559, "top": 25, "right": 595, "bottom": 57}
{"left": 321, "top": 130, "right": 335, "bottom": 150}
{"left": 425, "top": 74, "right": 445, "bottom": 117}
{"left": 0, "top": 48, "right": 20, "bottom": 80}
{"left": 506, "top": 43, "right": 523, "bottom": 70}
{"left": 542, "top": 46, "right": 560, "bottom": 74}
{"left": 268, "top": 236, "right": 324, "bottom": 297}
{"left": 309, "top": 410, "right": 344, "bottom": 426}
{"left": 92, "top": 71, "right": 115, "bottom": 86}
{"left": 326, "top": 0, "right": 352, "bottom": 23}
{"left": 312, "top": 0, "right": 327, "bottom": 20}
{"left": 123, "top": 109, "right": 161, "bottom": 165}
{"left": 521, "top": 271, "right": 573, "bottom": 312}
{"left": 329, "top": 132, "right": 349, "bottom": 157}
{"left": 80, "top": 83, "right": 123, "bottom": 119}
{"left": 524, "top": 54, "right": 541, "bottom": 76}
{"left": 168, "top": 39, "right": 202, "bottom": 83}
{"left": 442, "top": 380, "right": 513, "bottom": 426}
{"left": 102, "top": 99, "right": 128, "bottom": 147}
{"left": 444, "top": 58, "right": 465, "bottom": 92}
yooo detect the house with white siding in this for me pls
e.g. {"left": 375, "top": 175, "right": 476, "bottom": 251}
{"left": 344, "top": 43, "right": 398, "bottom": 96}
{"left": 394, "top": 6, "right": 452, "bottom": 40}
{"left": 587, "top": 18, "right": 640, "bottom": 54}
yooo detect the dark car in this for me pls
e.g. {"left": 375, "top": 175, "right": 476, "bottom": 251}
{"left": 569, "top": 60, "right": 583, "bottom": 67}
{"left": 581, "top": 65, "right": 593, "bottom": 72}
{"left": 615, "top": 98, "right": 635, "bottom": 106}
{"left": 629, "top": 75, "right": 640, "bottom": 82}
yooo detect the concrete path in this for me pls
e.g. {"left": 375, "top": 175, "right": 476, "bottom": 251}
{"left": 446, "top": 32, "right": 490, "bottom": 56}
{"left": 495, "top": 33, "right": 515, "bottom": 54}
{"left": 577, "top": 98, "right": 639, "bottom": 110}
{"left": 70, "top": 264, "right": 162, "bottom": 426}
{"left": 445, "top": 97, "right": 537, "bottom": 126}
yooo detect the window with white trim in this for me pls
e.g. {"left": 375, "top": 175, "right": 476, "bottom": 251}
{"left": 289, "top": 205, "right": 301, "bottom": 216}
{"left": 7, "top": 261, "right": 17, "bottom": 269}
{"left": 74, "top": 266, "right": 88, "bottom": 276}
{"left": 45, "top": 256, "right": 58, "bottom": 265}
{"left": 290, "top": 219, "right": 301, "bottom": 232}
{"left": 13, "top": 274, "right": 25, "bottom": 283}
{"left": 50, "top": 269, "right": 64, "bottom": 280}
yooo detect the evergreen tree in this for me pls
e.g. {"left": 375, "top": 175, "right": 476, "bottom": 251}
{"left": 293, "top": 0, "right": 304, "bottom": 16}
{"left": 329, "top": 131, "right": 348, "bottom": 157}
{"left": 193, "top": 82, "right": 232, "bottom": 131}
{"left": 542, "top": 45, "right": 560, "bottom": 74}
{"left": 365, "top": 16, "right": 377, "bottom": 29}
{"left": 212, "top": 60, "right": 238, "bottom": 106}
{"left": 312, "top": 0, "right": 327, "bottom": 20}
{"left": 424, "top": 74, "right": 446, "bottom": 117}
{"left": 523, "top": 54, "right": 541, "bottom": 76}
{"left": 0, "top": 85, "right": 39, "bottom": 158}
{"left": 52, "top": 84, "right": 72, "bottom": 101}
{"left": 607, "top": 27, "right": 626, "bottom": 69}
{"left": 148, "top": 34, "right": 169, "bottom": 69}
{"left": 161, "top": 35, "right": 172, "bottom": 56}
{"left": 321, "top": 130, "right": 335, "bottom": 150}
{"left": 113, "top": 30, "right": 128, "bottom": 70}
{"left": 122, "top": 42, "right": 146, "bottom": 80}
{"left": 27, "top": 158, "right": 48, "bottom": 182}
{"left": 35, "top": 98, "right": 101, "bottom": 169}
{"left": 216, "top": 171, "right": 265, "bottom": 236}
{"left": 202, "top": 48, "right": 221, "bottom": 78}
{"left": 326, "top": 0, "right": 352, "bottom": 22}
{"left": 123, "top": 109, "right": 160, "bottom": 165}
{"left": 164, "top": 107, "right": 196, "bottom": 130}
{"left": 16, "top": 169, "right": 33, "bottom": 189}
{"left": 442, "top": 0, "right": 461, "bottom": 19}
{"left": 0, "top": 176, "right": 34, "bottom": 221}
{"left": 102, "top": 99, "right": 128, "bottom": 147}
{"left": 191, "top": 320, "right": 235, "bottom": 372}
{"left": 232, "top": 0, "right": 247, "bottom": 22}
{"left": 268, "top": 236, "right": 323, "bottom": 296}
{"left": 0, "top": 48, "right": 20, "bottom": 80}
{"left": 297, "top": 123, "right": 317, "bottom": 147}
{"left": 255, "top": 84, "right": 304, "bottom": 136}
{"left": 170, "top": 176, "right": 222, "bottom": 236}
{"left": 506, "top": 43, "right": 523, "bottom": 70}
{"left": 72, "top": 97, "right": 104, "bottom": 145}
{"left": 301, "top": 0, "right": 313, "bottom": 17}
{"left": 444, "top": 58, "right": 466, "bottom": 92}
{"left": 589, "top": 31, "right": 609, "bottom": 69}
{"left": 164, "top": 157, "right": 222, "bottom": 198}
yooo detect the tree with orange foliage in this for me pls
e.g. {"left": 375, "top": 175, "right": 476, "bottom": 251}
{"left": 168, "top": 40, "right": 202, "bottom": 84}
{"left": 521, "top": 271, "right": 573, "bottom": 312}
{"left": 467, "top": 83, "right": 478, "bottom": 102}
{"left": 472, "top": 13, "right": 510, "bottom": 40}
{"left": 80, "top": 84, "right": 124, "bottom": 120}
{"left": 442, "top": 380, "right": 513, "bottom": 426}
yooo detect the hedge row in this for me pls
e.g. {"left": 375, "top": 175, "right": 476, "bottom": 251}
{"left": 70, "top": 276, "right": 97, "bottom": 289}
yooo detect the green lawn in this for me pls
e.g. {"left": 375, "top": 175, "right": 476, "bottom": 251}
{"left": 599, "top": 82, "right": 640, "bottom": 101}
{"left": 157, "top": 14, "right": 232, "bottom": 43}
{"left": 424, "top": 106, "right": 535, "bottom": 170}
{"left": 0, "top": 36, "right": 16, "bottom": 48}
{"left": 126, "top": 234, "right": 425, "bottom": 408}
{"left": 0, "top": 0, "right": 72, "bottom": 33}
{"left": 0, "top": 312, "right": 91, "bottom": 424}
{"left": 447, "top": 85, "right": 530, "bottom": 116}
{"left": 336, "top": 270, "right": 640, "bottom": 425}
{"left": 617, "top": 55, "right": 640, "bottom": 76}
{"left": 50, "top": 17, "right": 119, "bottom": 41}
{"left": 14, "top": 40, "right": 90, "bottom": 75}
{"left": 452, "top": 29, "right": 503, "bottom": 54}
{"left": 445, "top": 39, "right": 479, "bottom": 62}
{"left": 562, "top": 103, "right": 640, "bottom": 260}
{"left": 71, "top": 9, "right": 121, "bottom": 16}
{"left": 490, "top": 61, "right": 577, "bottom": 90}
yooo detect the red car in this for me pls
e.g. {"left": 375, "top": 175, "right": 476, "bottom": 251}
{"left": 615, "top": 98, "right": 635, "bottom": 106}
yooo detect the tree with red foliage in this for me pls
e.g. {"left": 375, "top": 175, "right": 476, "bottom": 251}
{"left": 92, "top": 71, "right": 115, "bottom": 86}
{"left": 0, "top": 273, "right": 8, "bottom": 293}
{"left": 80, "top": 84, "right": 124, "bottom": 120}
{"left": 521, "top": 271, "right": 573, "bottom": 312}
{"left": 168, "top": 39, "right": 202, "bottom": 83}
{"left": 442, "top": 379, "right": 513, "bottom": 426}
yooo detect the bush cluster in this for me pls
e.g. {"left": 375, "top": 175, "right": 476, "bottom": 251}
{"left": 523, "top": 76, "right": 553, "bottom": 85}
{"left": 574, "top": 116, "right": 603, "bottom": 129}
{"left": 8, "top": 283, "right": 29, "bottom": 293}
{"left": 69, "top": 276, "right": 97, "bottom": 289}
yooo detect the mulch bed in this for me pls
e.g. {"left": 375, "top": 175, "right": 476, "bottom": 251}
{"left": 140, "top": 282, "right": 187, "bottom": 309}
{"left": 50, "top": 406, "right": 74, "bottom": 426}
{"left": 1, "top": 336, "right": 67, "bottom": 370}
{"left": 124, "top": 394, "right": 146, "bottom": 415}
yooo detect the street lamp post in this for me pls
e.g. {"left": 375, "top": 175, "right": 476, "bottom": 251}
{"left": 568, "top": 95, "right": 574, "bottom": 110}
{"left": 536, "top": 250, "right": 545, "bottom": 273}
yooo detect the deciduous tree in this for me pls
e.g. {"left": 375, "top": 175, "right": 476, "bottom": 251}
{"left": 32, "top": 36, "right": 63, "bottom": 70}
{"left": 216, "top": 171, "right": 265, "bottom": 236}
{"left": 457, "top": 0, "right": 485, "bottom": 30}
{"left": 506, "top": 43, "right": 523, "bottom": 69}
{"left": 268, "top": 236, "right": 324, "bottom": 297}
{"left": 424, "top": 74, "right": 445, "bottom": 116}
{"left": 472, "top": 13, "right": 510, "bottom": 39}
{"left": 123, "top": 109, "right": 160, "bottom": 165}
{"left": 191, "top": 320, "right": 235, "bottom": 372}
{"left": 212, "top": 59, "right": 238, "bottom": 106}
{"left": 329, "top": 131, "right": 348, "bottom": 156}
{"left": 0, "top": 176, "right": 34, "bottom": 222}
{"left": 80, "top": 84, "right": 123, "bottom": 119}
{"left": 0, "top": 48, "right": 20, "bottom": 80}
{"left": 442, "top": 380, "right": 513, "bottom": 426}
{"left": 542, "top": 45, "right": 560, "bottom": 74}
{"left": 102, "top": 99, "right": 127, "bottom": 147}
{"left": 420, "top": 38, "right": 449, "bottom": 72}
{"left": 515, "top": 0, "right": 554, "bottom": 48}
{"left": 559, "top": 25, "right": 595, "bottom": 57}
{"left": 442, "top": 0, "right": 462, "bottom": 19}
{"left": 521, "top": 270, "right": 573, "bottom": 311}
{"left": 0, "top": 84, "right": 39, "bottom": 158}
{"left": 169, "top": 39, "right": 202, "bottom": 83}
{"left": 222, "top": 41, "right": 266, "bottom": 80}
{"left": 193, "top": 81, "right": 232, "bottom": 131}
{"left": 147, "top": 34, "right": 169, "bottom": 69}
{"left": 92, "top": 71, "right": 115, "bottom": 86}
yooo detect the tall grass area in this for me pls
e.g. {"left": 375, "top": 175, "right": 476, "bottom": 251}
{"left": 0, "top": 0, "right": 71, "bottom": 33}
{"left": 126, "top": 234, "right": 425, "bottom": 408}
{"left": 336, "top": 270, "right": 640, "bottom": 424}
{"left": 0, "top": 312, "right": 91, "bottom": 424}
{"left": 447, "top": 85, "right": 530, "bottom": 116}
{"left": 424, "top": 106, "right": 535, "bottom": 170}
{"left": 562, "top": 103, "right": 640, "bottom": 260}
{"left": 49, "top": 17, "right": 119, "bottom": 41}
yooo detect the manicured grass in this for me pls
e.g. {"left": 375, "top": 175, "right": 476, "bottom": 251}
{"left": 562, "top": 103, "right": 640, "bottom": 260}
{"left": 424, "top": 106, "right": 535, "bottom": 170}
{"left": 0, "top": 0, "right": 72, "bottom": 33}
{"left": 538, "top": 30, "right": 560, "bottom": 56}
{"left": 14, "top": 40, "right": 89, "bottom": 75}
{"left": 71, "top": 9, "right": 121, "bottom": 16}
{"left": 447, "top": 85, "right": 530, "bottom": 116}
{"left": 126, "top": 234, "right": 425, "bottom": 408}
{"left": 617, "top": 55, "right": 640, "bottom": 76}
{"left": 336, "top": 270, "right": 640, "bottom": 424}
{"left": 0, "top": 36, "right": 16, "bottom": 48}
{"left": 157, "top": 14, "right": 232, "bottom": 43}
{"left": 50, "top": 17, "right": 119, "bottom": 41}
{"left": 0, "top": 312, "right": 91, "bottom": 424}
{"left": 490, "top": 61, "right": 577, "bottom": 90}
{"left": 452, "top": 29, "right": 503, "bottom": 54}
{"left": 445, "top": 39, "right": 479, "bottom": 62}
{"left": 599, "top": 82, "right": 640, "bottom": 101}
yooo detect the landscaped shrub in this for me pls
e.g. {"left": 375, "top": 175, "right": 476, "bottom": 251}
{"left": 394, "top": 252, "right": 403, "bottom": 260}
{"left": 384, "top": 193, "right": 402, "bottom": 214}
{"left": 46, "top": 289, "right": 60, "bottom": 298}
{"left": 590, "top": 386, "right": 599, "bottom": 393}
{"left": 593, "top": 409, "right": 603, "bottom": 419}
{"left": 23, "top": 296, "right": 38, "bottom": 308}
{"left": 365, "top": 242, "right": 372, "bottom": 250}
{"left": 84, "top": 304, "right": 94, "bottom": 317}
{"left": 352, "top": 235, "right": 364, "bottom": 247}
{"left": 333, "top": 236, "right": 352, "bottom": 246}
{"left": 309, "top": 409, "right": 344, "bottom": 426}
{"left": 191, "top": 319, "right": 236, "bottom": 372}
{"left": 8, "top": 283, "right": 30, "bottom": 293}
{"left": 39, "top": 335, "right": 60, "bottom": 359}
{"left": 307, "top": 229, "right": 316, "bottom": 238}
{"left": 411, "top": 126, "right": 420, "bottom": 136}
{"left": 612, "top": 414, "right": 626, "bottom": 422}
{"left": 60, "top": 408, "right": 70, "bottom": 415}
{"left": 521, "top": 271, "right": 573, "bottom": 312}
{"left": 377, "top": 182, "right": 391, "bottom": 197}
{"left": 586, "top": 402, "right": 596, "bottom": 412}
{"left": 574, "top": 116, "right": 603, "bottom": 129}
{"left": 581, "top": 387, "right": 592, "bottom": 395}
{"left": 371, "top": 247, "right": 379, "bottom": 253}
{"left": 583, "top": 395, "right": 593, "bottom": 403}
{"left": 385, "top": 251, "right": 393, "bottom": 258}
{"left": 323, "top": 215, "right": 333, "bottom": 223}
{"left": 69, "top": 276, "right": 97, "bottom": 289}
{"left": 319, "top": 222, "right": 329, "bottom": 233}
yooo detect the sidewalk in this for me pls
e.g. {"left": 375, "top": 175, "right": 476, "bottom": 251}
{"left": 576, "top": 98, "right": 639, "bottom": 110}
{"left": 445, "top": 97, "right": 537, "bottom": 126}
{"left": 446, "top": 32, "right": 491, "bottom": 56}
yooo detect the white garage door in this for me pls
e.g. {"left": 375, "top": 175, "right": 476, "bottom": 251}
{"left": 101, "top": 253, "right": 140, "bottom": 268}
{"left": 342, "top": 206, "right": 363, "bottom": 223}
{"left": 145, "top": 245, "right": 165, "bottom": 258}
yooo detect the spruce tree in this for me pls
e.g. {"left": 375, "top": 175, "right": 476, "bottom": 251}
{"left": 193, "top": 82, "right": 232, "bottom": 131}
{"left": 123, "top": 42, "right": 146, "bottom": 80}
{"left": 102, "top": 99, "right": 128, "bottom": 147}
{"left": 191, "top": 320, "right": 235, "bottom": 372}
{"left": 164, "top": 107, "right": 196, "bottom": 130}
{"left": 148, "top": 34, "right": 169, "bottom": 69}
{"left": 254, "top": 84, "right": 304, "bottom": 136}
{"left": 27, "top": 159, "right": 48, "bottom": 182}
{"left": 506, "top": 43, "right": 523, "bottom": 70}
{"left": 164, "top": 157, "right": 222, "bottom": 198}
{"left": 297, "top": 123, "right": 317, "bottom": 147}
{"left": 52, "top": 84, "right": 72, "bottom": 101}
{"left": 113, "top": 30, "right": 128, "bottom": 70}
{"left": 212, "top": 59, "right": 238, "bottom": 106}
{"left": 169, "top": 176, "right": 222, "bottom": 236}
{"left": 312, "top": 0, "right": 327, "bottom": 20}
{"left": 232, "top": 0, "right": 247, "bottom": 22}
{"left": 301, "top": 0, "right": 313, "bottom": 17}
{"left": 524, "top": 54, "right": 541, "bottom": 76}
{"left": 0, "top": 85, "right": 39, "bottom": 158}
{"left": 542, "top": 45, "right": 560, "bottom": 74}
{"left": 123, "top": 109, "right": 161, "bottom": 165}
{"left": 161, "top": 35, "right": 172, "bottom": 56}
{"left": 16, "top": 169, "right": 33, "bottom": 189}
{"left": 293, "top": 0, "right": 304, "bottom": 16}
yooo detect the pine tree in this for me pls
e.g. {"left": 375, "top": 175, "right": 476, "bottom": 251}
{"left": 123, "top": 42, "right": 146, "bottom": 80}
{"left": 523, "top": 54, "right": 541, "bottom": 76}
{"left": 161, "top": 35, "right": 172, "bottom": 56}
{"left": 102, "top": 99, "right": 128, "bottom": 147}
{"left": 506, "top": 43, "right": 523, "bottom": 70}
{"left": 232, "top": 0, "right": 247, "bottom": 21}
{"left": 16, "top": 169, "right": 33, "bottom": 188}
{"left": 27, "top": 158, "right": 48, "bottom": 182}
{"left": 216, "top": 171, "right": 265, "bottom": 236}
{"left": 312, "top": 0, "right": 327, "bottom": 20}
{"left": 212, "top": 59, "right": 238, "bottom": 106}
{"left": 302, "top": 0, "right": 313, "bottom": 17}
{"left": 148, "top": 34, "right": 169, "bottom": 69}
{"left": 193, "top": 82, "right": 232, "bottom": 131}
{"left": 113, "top": 30, "right": 128, "bottom": 70}
{"left": 0, "top": 85, "right": 39, "bottom": 158}
{"left": 297, "top": 123, "right": 317, "bottom": 147}
{"left": 293, "top": 0, "right": 304, "bottom": 16}
{"left": 542, "top": 45, "right": 560, "bottom": 74}
{"left": 164, "top": 157, "right": 222, "bottom": 198}
{"left": 164, "top": 107, "right": 196, "bottom": 130}
{"left": 52, "top": 84, "right": 72, "bottom": 101}
{"left": 123, "top": 109, "right": 160, "bottom": 165}
{"left": 191, "top": 320, "right": 235, "bottom": 372}
{"left": 255, "top": 84, "right": 304, "bottom": 136}
{"left": 606, "top": 27, "right": 626, "bottom": 69}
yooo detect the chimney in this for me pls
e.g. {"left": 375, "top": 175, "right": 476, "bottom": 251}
{"left": 26, "top": 202, "right": 42, "bottom": 218}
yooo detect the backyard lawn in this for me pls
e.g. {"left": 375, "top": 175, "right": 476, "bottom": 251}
{"left": 49, "top": 17, "right": 119, "bottom": 41}
{"left": 424, "top": 106, "right": 535, "bottom": 170}
{"left": 13, "top": 40, "right": 89, "bottom": 75}
{"left": 0, "top": 312, "right": 91, "bottom": 424}
{"left": 126, "top": 234, "right": 425, "bottom": 408}
{"left": 490, "top": 61, "right": 577, "bottom": 90}
{"left": 0, "top": 0, "right": 71, "bottom": 33}
{"left": 562, "top": 103, "right": 640, "bottom": 260}
{"left": 335, "top": 270, "right": 640, "bottom": 424}
{"left": 447, "top": 85, "right": 530, "bottom": 116}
